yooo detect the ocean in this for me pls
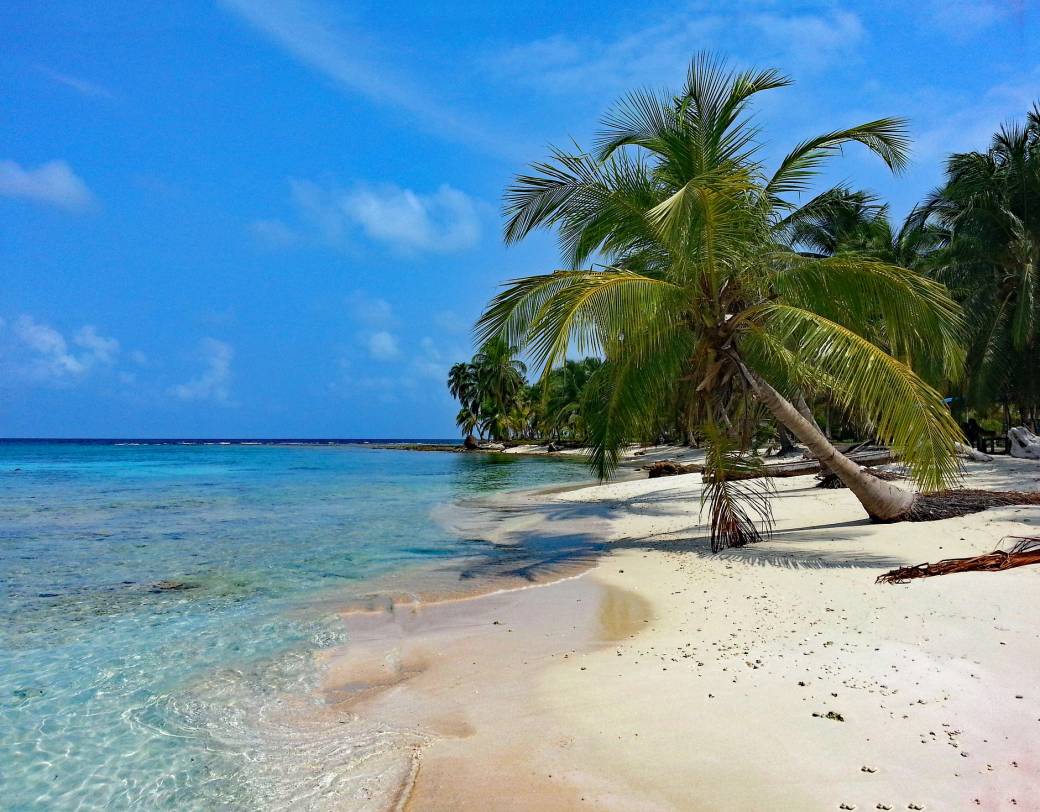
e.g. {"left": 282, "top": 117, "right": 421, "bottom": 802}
{"left": 0, "top": 440, "right": 592, "bottom": 809}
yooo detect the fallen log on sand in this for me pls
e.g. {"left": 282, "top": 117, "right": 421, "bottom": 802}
{"left": 754, "top": 449, "right": 895, "bottom": 479}
{"left": 954, "top": 442, "right": 993, "bottom": 463}
{"left": 877, "top": 537, "right": 1040, "bottom": 584}
{"left": 647, "top": 449, "right": 896, "bottom": 480}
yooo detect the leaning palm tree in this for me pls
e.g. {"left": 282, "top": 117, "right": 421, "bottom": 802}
{"left": 477, "top": 54, "right": 968, "bottom": 545}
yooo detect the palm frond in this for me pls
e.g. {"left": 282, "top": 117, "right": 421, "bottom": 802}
{"left": 475, "top": 269, "right": 684, "bottom": 375}
{"left": 766, "top": 118, "right": 911, "bottom": 198}
{"left": 771, "top": 254, "right": 966, "bottom": 380}
{"left": 758, "top": 304, "right": 964, "bottom": 491}
{"left": 699, "top": 424, "right": 774, "bottom": 553}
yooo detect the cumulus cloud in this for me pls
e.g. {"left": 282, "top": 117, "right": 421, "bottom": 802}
{"left": 0, "top": 160, "right": 96, "bottom": 211}
{"left": 365, "top": 330, "right": 400, "bottom": 360}
{"left": 272, "top": 179, "right": 481, "bottom": 254}
{"left": 4, "top": 316, "right": 119, "bottom": 382}
{"left": 347, "top": 290, "right": 396, "bottom": 326}
{"left": 170, "top": 338, "right": 234, "bottom": 403}
{"left": 73, "top": 325, "right": 119, "bottom": 364}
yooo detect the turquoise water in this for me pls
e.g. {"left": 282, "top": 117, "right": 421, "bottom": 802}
{"left": 0, "top": 442, "right": 591, "bottom": 809}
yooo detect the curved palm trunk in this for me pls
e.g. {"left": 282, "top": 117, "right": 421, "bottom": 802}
{"left": 794, "top": 392, "right": 831, "bottom": 475}
{"left": 741, "top": 366, "right": 914, "bottom": 521}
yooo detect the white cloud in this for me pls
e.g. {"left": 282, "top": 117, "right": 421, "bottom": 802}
{"left": 345, "top": 183, "right": 480, "bottom": 253}
{"left": 749, "top": 11, "right": 864, "bottom": 71}
{"left": 272, "top": 179, "right": 481, "bottom": 254}
{"left": 887, "top": 71, "right": 1040, "bottom": 164}
{"left": 411, "top": 336, "right": 451, "bottom": 381}
{"left": 366, "top": 330, "right": 400, "bottom": 360}
{"left": 170, "top": 338, "right": 234, "bottom": 403}
{"left": 924, "top": 0, "right": 1011, "bottom": 38}
{"left": 0, "top": 160, "right": 96, "bottom": 211}
{"left": 493, "top": 8, "right": 864, "bottom": 96}
{"left": 433, "top": 310, "right": 469, "bottom": 335}
{"left": 346, "top": 290, "right": 396, "bottom": 326}
{"left": 218, "top": 0, "right": 514, "bottom": 155}
{"left": 36, "top": 65, "right": 116, "bottom": 100}
{"left": 5, "top": 316, "right": 119, "bottom": 383}
{"left": 249, "top": 218, "right": 298, "bottom": 248}
{"left": 74, "top": 326, "right": 119, "bottom": 364}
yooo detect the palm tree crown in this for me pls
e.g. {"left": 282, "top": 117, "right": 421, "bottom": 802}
{"left": 477, "top": 54, "right": 966, "bottom": 543}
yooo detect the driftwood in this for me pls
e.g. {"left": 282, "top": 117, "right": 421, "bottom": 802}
{"left": 757, "top": 449, "right": 895, "bottom": 479}
{"left": 954, "top": 442, "right": 993, "bottom": 462}
{"left": 1009, "top": 426, "right": 1040, "bottom": 460}
{"left": 654, "top": 448, "right": 895, "bottom": 482}
{"left": 877, "top": 537, "right": 1040, "bottom": 584}
{"left": 648, "top": 460, "right": 699, "bottom": 478}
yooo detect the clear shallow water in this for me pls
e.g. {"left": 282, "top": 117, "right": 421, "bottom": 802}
{"left": 0, "top": 442, "right": 591, "bottom": 809}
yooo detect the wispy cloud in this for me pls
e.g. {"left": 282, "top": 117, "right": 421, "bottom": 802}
{"left": 2, "top": 316, "right": 119, "bottom": 383}
{"left": 249, "top": 218, "right": 299, "bottom": 248}
{"left": 880, "top": 69, "right": 1040, "bottom": 165}
{"left": 219, "top": 0, "right": 515, "bottom": 155}
{"left": 170, "top": 338, "right": 234, "bottom": 404}
{"left": 923, "top": 0, "right": 1017, "bottom": 39}
{"left": 410, "top": 336, "right": 453, "bottom": 382}
{"left": 256, "top": 179, "right": 481, "bottom": 254}
{"left": 433, "top": 310, "right": 469, "bottom": 335}
{"left": 35, "top": 65, "right": 116, "bottom": 100}
{"left": 0, "top": 160, "right": 96, "bottom": 212}
{"left": 493, "top": 8, "right": 865, "bottom": 97}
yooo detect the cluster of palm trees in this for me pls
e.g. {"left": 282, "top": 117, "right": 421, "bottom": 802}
{"left": 914, "top": 107, "right": 1040, "bottom": 428}
{"left": 458, "top": 54, "right": 1037, "bottom": 548}
{"left": 448, "top": 343, "right": 602, "bottom": 443}
{"left": 775, "top": 106, "right": 1040, "bottom": 428}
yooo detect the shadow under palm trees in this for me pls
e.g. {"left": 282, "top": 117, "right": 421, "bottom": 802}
{"left": 441, "top": 485, "right": 910, "bottom": 582}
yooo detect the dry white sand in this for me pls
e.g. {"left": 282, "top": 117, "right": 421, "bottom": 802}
{"left": 325, "top": 456, "right": 1040, "bottom": 811}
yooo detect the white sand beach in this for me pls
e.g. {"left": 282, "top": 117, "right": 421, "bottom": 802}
{"left": 324, "top": 456, "right": 1040, "bottom": 811}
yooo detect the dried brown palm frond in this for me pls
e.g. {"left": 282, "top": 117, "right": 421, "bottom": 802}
{"left": 877, "top": 536, "right": 1040, "bottom": 584}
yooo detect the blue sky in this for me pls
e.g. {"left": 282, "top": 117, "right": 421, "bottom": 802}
{"left": 2, "top": 0, "right": 1037, "bottom": 438}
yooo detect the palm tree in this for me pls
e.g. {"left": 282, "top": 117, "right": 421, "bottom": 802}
{"left": 448, "top": 361, "right": 481, "bottom": 440}
{"left": 782, "top": 186, "right": 944, "bottom": 269}
{"left": 542, "top": 358, "right": 603, "bottom": 441}
{"left": 477, "top": 54, "right": 966, "bottom": 546}
{"left": 909, "top": 105, "right": 1040, "bottom": 425}
{"left": 448, "top": 362, "right": 479, "bottom": 412}
{"left": 455, "top": 406, "right": 479, "bottom": 440}
{"left": 472, "top": 337, "right": 527, "bottom": 440}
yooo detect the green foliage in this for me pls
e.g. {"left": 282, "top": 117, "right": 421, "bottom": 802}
{"left": 910, "top": 104, "right": 1040, "bottom": 418}
{"left": 447, "top": 343, "right": 602, "bottom": 443}
{"left": 477, "top": 52, "right": 967, "bottom": 541}
{"left": 699, "top": 425, "right": 773, "bottom": 553}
